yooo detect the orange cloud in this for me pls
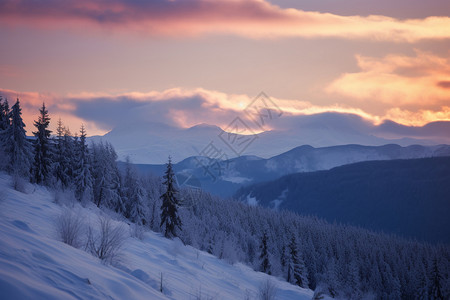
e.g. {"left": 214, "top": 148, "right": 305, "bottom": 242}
{"left": 327, "top": 51, "right": 450, "bottom": 107}
{"left": 384, "top": 106, "right": 450, "bottom": 126}
{"left": 0, "top": 0, "right": 449, "bottom": 42}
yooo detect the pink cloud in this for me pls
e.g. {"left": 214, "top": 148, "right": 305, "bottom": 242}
{"left": 0, "top": 0, "right": 449, "bottom": 41}
{"left": 327, "top": 51, "right": 450, "bottom": 108}
{"left": 3, "top": 87, "right": 450, "bottom": 137}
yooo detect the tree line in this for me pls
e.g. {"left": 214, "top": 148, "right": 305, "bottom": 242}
{"left": 0, "top": 97, "right": 180, "bottom": 238}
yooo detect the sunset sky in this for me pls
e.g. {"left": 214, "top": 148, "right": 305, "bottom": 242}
{"left": 1, "top": 0, "right": 449, "bottom": 135}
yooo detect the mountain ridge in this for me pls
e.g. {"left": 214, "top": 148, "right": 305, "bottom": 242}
{"left": 88, "top": 112, "right": 450, "bottom": 164}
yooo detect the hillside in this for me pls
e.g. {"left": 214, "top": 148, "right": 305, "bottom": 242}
{"left": 235, "top": 156, "right": 450, "bottom": 244}
{"left": 0, "top": 174, "right": 313, "bottom": 300}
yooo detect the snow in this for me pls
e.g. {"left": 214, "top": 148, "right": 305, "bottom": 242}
{"left": 270, "top": 189, "right": 288, "bottom": 211}
{"left": 0, "top": 173, "right": 313, "bottom": 300}
{"left": 245, "top": 195, "right": 258, "bottom": 207}
{"left": 221, "top": 175, "right": 251, "bottom": 184}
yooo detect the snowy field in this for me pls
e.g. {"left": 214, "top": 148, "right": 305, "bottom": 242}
{"left": 0, "top": 173, "right": 314, "bottom": 300}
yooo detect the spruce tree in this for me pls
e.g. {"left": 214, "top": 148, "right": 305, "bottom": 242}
{"left": 0, "top": 97, "right": 10, "bottom": 170}
{"left": 160, "top": 156, "right": 182, "bottom": 238}
{"left": 0, "top": 96, "right": 6, "bottom": 131}
{"left": 280, "top": 244, "right": 287, "bottom": 273}
{"left": 324, "top": 258, "right": 339, "bottom": 298}
{"left": 259, "top": 231, "right": 271, "bottom": 274}
{"left": 287, "top": 234, "right": 309, "bottom": 288}
{"left": 62, "top": 127, "right": 75, "bottom": 186}
{"left": 54, "top": 118, "right": 68, "bottom": 186}
{"left": 74, "top": 124, "right": 93, "bottom": 202}
{"left": 123, "top": 157, "right": 147, "bottom": 225}
{"left": 32, "top": 103, "right": 52, "bottom": 184}
{"left": 2, "top": 98, "right": 32, "bottom": 178}
{"left": 430, "top": 257, "right": 444, "bottom": 299}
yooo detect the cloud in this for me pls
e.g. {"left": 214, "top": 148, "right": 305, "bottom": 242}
{"left": 2, "top": 87, "right": 450, "bottom": 136}
{"left": 327, "top": 51, "right": 450, "bottom": 108}
{"left": 0, "top": 0, "right": 449, "bottom": 42}
{"left": 437, "top": 81, "right": 450, "bottom": 89}
{"left": 384, "top": 106, "right": 450, "bottom": 126}
{"left": 0, "top": 88, "right": 105, "bottom": 135}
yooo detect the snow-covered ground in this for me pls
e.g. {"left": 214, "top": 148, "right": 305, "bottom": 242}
{"left": 0, "top": 173, "right": 314, "bottom": 300}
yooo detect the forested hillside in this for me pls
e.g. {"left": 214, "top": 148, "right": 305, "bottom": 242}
{"left": 235, "top": 156, "right": 450, "bottom": 244}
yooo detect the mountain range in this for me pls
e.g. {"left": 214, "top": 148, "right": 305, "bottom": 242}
{"left": 124, "top": 143, "right": 450, "bottom": 198}
{"left": 90, "top": 112, "right": 450, "bottom": 164}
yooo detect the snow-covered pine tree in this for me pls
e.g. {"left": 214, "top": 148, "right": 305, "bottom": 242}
{"left": 54, "top": 118, "right": 69, "bottom": 187}
{"left": 287, "top": 234, "right": 309, "bottom": 288}
{"left": 0, "top": 97, "right": 10, "bottom": 170}
{"left": 259, "top": 230, "right": 271, "bottom": 275}
{"left": 32, "top": 103, "right": 52, "bottom": 184}
{"left": 323, "top": 258, "right": 339, "bottom": 298}
{"left": 105, "top": 142, "right": 124, "bottom": 213}
{"left": 280, "top": 244, "right": 287, "bottom": 275}
{"left": 414, "top": 263, "right": 430, "bottom": 299}
{"left": 73, "top": 124, "right": 93, "bottom": 202}
{"left": 2, "top": 98, "right": 32, "bottom": 178}
{"left": 430, "top": 256, "right": 444, "bottom": 299}
{"left": 347, "top": 259, "right": 362, "bottom": 298}
{"left": 0, "top": 96, "right": 7, "bottom": 131}
{"left": 123, "top": 157, "right": 147, "bottom": 225}
{"left": 62, "top": 127, "right": 75, "bottom": 186}
{"left": 160, "top": 156, "right": 182, "bottom": 239}
{"left": 90, "top": 141, "right": 123, "bottom": 210}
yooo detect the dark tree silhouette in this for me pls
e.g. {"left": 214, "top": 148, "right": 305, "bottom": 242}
{"left": 259, "top": 231, "right": 271, "bottom": 274}
{"left": 32, "top": 103, "right": 52, "bottom": 184}
{"left": 160, "top": 156, "right": 182, "bottom": 238}
{"left": 2, "top": 98, "right": 32, "bottom": 178}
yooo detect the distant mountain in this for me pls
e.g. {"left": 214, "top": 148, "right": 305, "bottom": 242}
{"left": 234, "top": 156, "right": 450, "bottom": 244}
{"left": 126, "top": 144, "right": 450, "bottom": 198}
{"left": 89, "top": 112, "right": 450, "bottom": 164}
{"left": 90, "top": 121, "right": 224, "bottom": 164}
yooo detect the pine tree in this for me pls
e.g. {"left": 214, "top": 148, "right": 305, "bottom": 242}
{"left": 280, "top": 244, "right": 287, "bottom": 273}
{"left": 123, "top": 157, "right": 147, "bottom": 225}
{"left": 259, "top": 231, "right": 271, "bottom": 274}
{"left": 430, "top": 257, "right": 444, "bottom": 299}
{"left": 91, "top": 141, "right": 122, "bottom": 209}
{"left": 347, "top": 259, "right": 362, "bottom": 298}
{"left": 62, "top": 127, "right": 75, "bottom": 186}
{"left": 32, "top": 103, "right": 52, "bottom": 184}
{"left": 287, "top": 234, "right": 309, "bottom": 288}
{"left": 74, "top": 124, "right": 93, "bottom": 202}
{"left": 54, "top": 118, "right": 69, "bottom": 187}
{"left": 0, "top": 96, "right": 7, "bottom": 131}
{"left": 323, "top": 258, "right": 339, "bottom": 298}
{"left": 160, "top": 156, "right": 182, "bottom": 238}
{"left": 415, "top": 263, "right": 430, "bottom": 300}
{"left": 0, "top": 97, "right": 10, "bottom": 170}
{"left": 2, "top": 98, "right": 32, "bottom": 178}
{"left": 105, "top": 142, "right": 124, "bottom": 213}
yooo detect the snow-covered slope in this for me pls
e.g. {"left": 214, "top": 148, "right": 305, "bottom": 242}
{"left": 0, "top": 174, "right": 313, "bottom": 300}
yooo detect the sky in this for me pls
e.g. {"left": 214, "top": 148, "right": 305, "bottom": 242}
{"left": 0, "top": 0, "right": 449, "bottom": 136}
